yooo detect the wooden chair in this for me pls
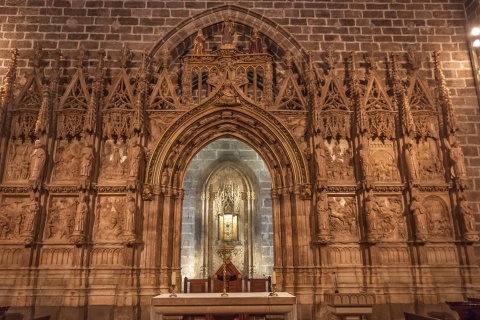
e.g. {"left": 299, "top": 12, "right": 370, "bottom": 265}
{"left": 183, "top": 277, "right": 211, "bottom": 293}
{"left": 245, "top": 276, "right": 271, "bottom": 292}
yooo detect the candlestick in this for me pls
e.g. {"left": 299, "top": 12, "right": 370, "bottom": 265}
{"left": 269, "top": 270, "right": 278, "bottom": 296}
{"left": 171, "top": 271, "right": 176, "bottom": 286}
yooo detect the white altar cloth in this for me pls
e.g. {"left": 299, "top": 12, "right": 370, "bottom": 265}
{"left": 151, "top": 292, "right": 297, "bottom": 320}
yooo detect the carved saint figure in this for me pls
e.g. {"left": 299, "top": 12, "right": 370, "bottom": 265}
{"left": 449, "top": 140, "right": 467, "bottom": 179}
{"left": 249, "top": 27, "right": 263, "bottom": 53}
{"left": 221, "top": 16, "right": 235, "bottom": 45}
{"left": 29, "top": 140, "right": 46, "bottom": 183}
{"left": 404, "top": 137, "right": 419, "bottom": 181}
{"left": 316, "top": 192, "right": 329, "bottom": 234}
{"left": 80, "top": 142, "right": 94, "bottom": 178}
{"left": 128, "top": 139, "right": 142, "bottom": 179}
{"left": 459, "top": 194, "right": 476, "bottom": 232}
{"left": 193, "top": 29, "right": 206, "bottom": 54}
{"left": 23, "top": 194, "right": 38, "bottom": 232}
{"left": 359, "top": 143, "right": 371, "bottom": 180}
{"left": 74, "top": 194, "right": 87, "bottom": 233}
{"left": 315, "top": 142, "right": 328, "bottom": 180}
{"left": 410, "top": 193, "right": 427, "bottom": 233}
{"left": 125, "top": 194, "right": 136, "bottom": 234}
{"left": 365, "top": 191, "right": 380, "bottom": 234}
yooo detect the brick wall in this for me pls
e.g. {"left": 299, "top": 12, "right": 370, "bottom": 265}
{"left": 0, "top": 0, "right": 479, "bottom": 223}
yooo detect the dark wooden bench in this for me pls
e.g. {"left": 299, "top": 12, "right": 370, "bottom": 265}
{"left": 31, "top": 316, "right": 51, "bottom": 320}
{"left": 404, "top": 312, "right": 438, "bottom": 320}
{"left": 446, "top": 301, "right": 480, "bottom": 320}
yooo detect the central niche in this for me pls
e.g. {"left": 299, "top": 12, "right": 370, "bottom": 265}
{"left": 181, "top": 138, "right": 273, "bottom": 281}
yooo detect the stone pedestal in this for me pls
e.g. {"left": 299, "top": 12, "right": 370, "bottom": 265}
{"left": 324, "top": 293, "right": 375, "bottom": 320}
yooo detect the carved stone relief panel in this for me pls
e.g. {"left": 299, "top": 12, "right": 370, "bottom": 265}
{"left": 417, "top": 138, "right": 444, "bottom": 182}
{"left": 325, "top": 139, "right": 354, "bottom": 182}
{"left": 369, "top": 139, "right": 400, "bottom": 183}
{"left": 94, "top": 195, "right": 125, "bottom": 242}
{"left": 0, "top": 196, "right": 26, "bottom": 241}
{"left": 99, "top": 139, "right": 128, "bottom": 183}
{"left": 44, "top": 196, "right": 76, "bottom": 242}
{"left": 366, "top": 194, "right": 406, "bottom": 242}
{"left": 422, "top": 195, "right": 453, "bottom": 240}
{"left": 328, "top": 196, "right": 358, "bottom": 241}
{"left": 52, "top": 140, "right": 82, "bottom": 182}
{"left": 4, "top": 140, "right": 34, "bottom": 182}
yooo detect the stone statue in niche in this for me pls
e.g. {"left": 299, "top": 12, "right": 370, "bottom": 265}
{"left": 99, "top": 139, "right": 127, "bottom": 181}
{"left": 45, "top": 197, "right": 75, "bottom": 241}
{"left": 80, "top": 141, "right": 94, "bottom": 178}
{"left": 94, "top": 197, "right": 124, "bottom": 241}
{"left": 371, "top": 151, "right": 399, "bottom": 182}
{"left": 410, "top": 192, "right": 428, "bottom": 242}
{"left": 404, "top": 136, "right": 420, "bottom": 182}
{"left": 316, "top": 191, "right": 330, "bottom": 236}
{"left": 359, "top": 142, "right": 373, "bottom": 188}
{"left": 124, "top": 194, "right": 135, "bottom": 235}
{"left": 29, "top": 140, "right": 46, "bottom": 186}
{"left": 5, "top": 140, "right": 33, "bottom": 181}
{"left": 127, "top": 138, "right": 143, "bottom": 180}
{"left": 249, "top": 27, "right": 263, "bottom": 54}
{"left": 445, "top": 139, "right": 468, "bottom": 183}
{"left": 73, "top": 194, "right": 87, "bottom": 233}
{"left": 458, "top": 194, "right": 476, "bottom": 232}
{"left": 53, "top": 140, "right": 81, "bottom": 181}
{"left": 423, "top": 196, "right": 452, "bottom": 239}
{"left": 365, "top": 191, "right": 380, "bottom": 236}
{"left": 315, "top": 141, "right": 328, "bottom": 181}
{"left": 328, "top": 197, "right": 358, "bottom": 239}
{"left": 161, "top": 167, "right": 170, "bottom": 186}
{"left": 417, "top": 139, "right": 444, "bottom": 181}
{"left": 325, "top": 139, "right": 354, "bottom": 181}
{"left": 0, "top": 198, "right": 24, "bottom": 240}
{"left": 193, "top": 29, "right": 206, "bottom": 55}
{"left": 22, "top": 193, "right": 39, "bottom": 233}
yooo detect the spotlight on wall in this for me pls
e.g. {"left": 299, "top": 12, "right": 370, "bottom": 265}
{"left": 468, "top": 25, "right": 480, "bottom": 106}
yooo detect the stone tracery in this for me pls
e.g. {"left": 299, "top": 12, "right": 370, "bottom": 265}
{"left": 0, "top": 8, "right": 477, "bottom": 320}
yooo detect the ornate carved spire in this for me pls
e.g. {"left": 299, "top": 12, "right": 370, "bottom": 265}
{"left": 391, "top": 53, "right": 415, "bottom": 137}
{"left": 349, "top": 52, "right": 364, "bottom": 135}
{"left": 0, "top": 49, "right": 18, "bottom": 134}
{"left": 120, "top": 46, "right": 131, "bottom": 69}
{"left": 84, "top": 49, "right": 105, "bottom": 136}
{"left": 433, "top": 51, "right": 459, "bottom": 135}
{"left": 324, "top": 46, "right": 337, "bottom": 74}
{"left": 133, "top": 50, "right": 149, "bottom": 134}
{"left": 76, "top": 45, "right": 87, "bottom": 69}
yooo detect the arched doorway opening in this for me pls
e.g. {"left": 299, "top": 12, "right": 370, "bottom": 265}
{"left": 181, "top": 137, "right": 273, "bottom": 281}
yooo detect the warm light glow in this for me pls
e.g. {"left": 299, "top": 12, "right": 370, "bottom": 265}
{"left": 271, "top": 271, "right": 276, "bottom": 285}
{"left": 171, "top": 271, "right": 176, "bottom": 285}
{"left": 474, "top": 39, "right": 480, "bottom": 48}
{"left": 472, "top": 27, "right": 480, "bottom": 36}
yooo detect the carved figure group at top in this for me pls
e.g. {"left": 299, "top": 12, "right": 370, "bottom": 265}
{"left": 249, "top": 27, "right": 263, "bottom": 54}
{"left": 221, "top": 16, "right": 235, "bottom": 46}
{"left": 100, "top": 140, "right": 127, "bottom": 181}
{"left": 193, "top": 29, "right": 206, "bottom": 55}
{"left": 328, "top": 197, "right": 358, "bottom": 238}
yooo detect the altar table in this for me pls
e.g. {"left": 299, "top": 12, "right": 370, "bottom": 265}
{"left": 151, "top": 292, "right": 297, "bottom": 320}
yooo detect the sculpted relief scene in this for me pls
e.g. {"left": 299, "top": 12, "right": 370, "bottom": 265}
{"left": 0, "top": 11, "right": 478, "bottom": 320}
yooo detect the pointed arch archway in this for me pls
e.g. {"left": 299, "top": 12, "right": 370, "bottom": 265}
{"left": 145, "top": 96, "right": 313, "bottom": 293}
